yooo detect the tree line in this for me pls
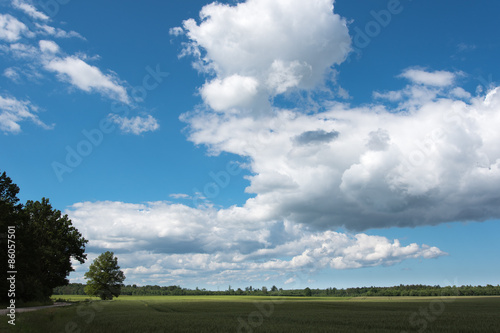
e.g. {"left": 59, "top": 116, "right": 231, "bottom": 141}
{"left": 54, "top": 283, "right": 500, "bottom": 297}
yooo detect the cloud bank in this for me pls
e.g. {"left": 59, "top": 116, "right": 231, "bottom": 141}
{"left": 176, "top": 0, "right": 500, "bottom": 231}
{"left": 184, "top": 81, "right": 500, "bottom": 230}
{"left": 67, "top": 201, "right": 446, "bottom": 286}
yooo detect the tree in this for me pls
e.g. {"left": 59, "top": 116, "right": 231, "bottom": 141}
{"left": 21, "top": 199, "right": 88, "bottom": 300}
{"left": 0, "top": 171, "right": 23, "bottom": 303}
{"left": 85, "top": 251, "right": 126, "bottom": 300}
{"left": 1, "top": 171, "right": 88, "bottom": 302}
{"left": 304, "top": 287, "right": 312, "bottom": 297}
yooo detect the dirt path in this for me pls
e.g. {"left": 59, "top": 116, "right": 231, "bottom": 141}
{"left": 0, "top": 302, "right": 72, "bottom": 315}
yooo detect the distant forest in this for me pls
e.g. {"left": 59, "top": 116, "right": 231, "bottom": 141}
{"left": 54, "top": 283, "right": 500, "bottom": 297}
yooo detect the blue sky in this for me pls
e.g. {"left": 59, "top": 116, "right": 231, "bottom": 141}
{"left": 1, "top": 0, "right": 499, "bottom": 290}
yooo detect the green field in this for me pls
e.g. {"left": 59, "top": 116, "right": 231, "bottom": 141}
{"left": 2, "top": 296, "right": 500, "bottom": 332}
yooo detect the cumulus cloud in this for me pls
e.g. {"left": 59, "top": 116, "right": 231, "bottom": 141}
{"left": 180, "top": 0, "right": 350, "bottom": 113}
{"left": 39, "top": 39, "right": 59, "bottom": 54}
{"left": 200, "top": 75, "right": 260, "bottom": 112}
{"left": 0, "top": 13, "right": 30, "bottom": 42}
{"left": 0, "top": 94, "right": 53, "bottom": 133}
{"left": 108, "top": 114, "right": 159, "bottom": 135}
{"left": 175, "top": 2, "right": 500, "bottom": 234}
{"left": 183, "top": 84, "right": 500, "bottom": 231}
{"left": 66, "top": 201, "right": 446, "bottom": 286}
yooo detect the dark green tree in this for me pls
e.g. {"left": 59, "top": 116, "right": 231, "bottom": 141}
{"left": 304, "top": 287, "right": 312, "bottom": 297}
{"left": 1, "top": 171, "right": 88, "bottom": 302}
{"left": 85, "top": 251, "right": 126, "bottom": 300}
{"left": 0, "top": 171, "right": 23, "bottom": 303}
{"left": 22, "top": 199, "right": 87, "bottom": 300}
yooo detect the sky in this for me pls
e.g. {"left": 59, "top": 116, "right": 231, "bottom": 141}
{"left": 1, "top": 0, "right": 500, "bottom": 290}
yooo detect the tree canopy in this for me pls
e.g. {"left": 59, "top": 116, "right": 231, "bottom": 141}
{"left": 0, "top": 171, "right": 23, "bottom": 302}
{"left": 0, "top": 170, "right": 88, "bottom": 303}
{"left": 85, "top": 251, "right": 126, "bottom": 300}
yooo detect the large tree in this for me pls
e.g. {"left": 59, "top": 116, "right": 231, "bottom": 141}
{"left": 0, "top": 171, "right": 23, "bottom": 303}
{"left": 20, "top": 198, "right": 88, "bottom": 300}
{"left": 0, "top": 171, "right": 88, "bottom": 302}
{"left": 85, "top": 251, "right": 126, "bottom": 300}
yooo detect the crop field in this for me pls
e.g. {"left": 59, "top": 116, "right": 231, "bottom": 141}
{"left": 2, "top": 296, "right": 500, "bottom": 332}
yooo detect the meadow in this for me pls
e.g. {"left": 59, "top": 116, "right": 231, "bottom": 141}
{"left": 2, "top": 295, "right": 499, "bottom": 332}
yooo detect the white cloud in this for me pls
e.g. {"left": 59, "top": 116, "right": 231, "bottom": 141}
{"left": 108, "top": 114, "right": 159, "bottom": 135}
{"left": 183, "top": 83, "right": 500, "bottom": 231}
{"left": 3, "top": 42, "right": 39, "bottom": 58}
{"left": 66, "top": 201, "right": 446, "bottom": 286}
{"left": 0, "top": 20, "right": 128, "bottom": 103}
{"left": 44, "top": 56, "right": 131, "bottom": 104}
{"left": 3, "top": 67, "right": 20, "bottom": 82}
{"left": 373, "top": 90, "right": 403, "bottom": 102}
{"left": 12, "top": 0, "right": 50, "bottom": 21}
{"left": 200, "top": 75, "right": 260, "bottom": 112}
{"left": 0, "top": 13, "right": 29, "bottom": 42}
{"left": 399, "top": 68, "right": 456, "bottom": 87}
{"left": 169, "top": 26, "right": 184, "bottom": 36}
{"left": 174, "top": 0, "right": 500, "bottom": 235}
{"left": 34, "top": 23, "right": 84, "bottom": 39}
{"left": 3, "top": 64, "right": 42, "bottom": 83}
{"left": 180, "top": 0, "right": 350, "bottom": 113}
{"left": 39, "top": 39, "right": 59, "bottom": 54}
{"left": 0, "top": 94, "right": 52, "bottom": 133}
{"left": 450, "top": 87, "right": 471, "bottom": 99}
{"left": 170, "top": 193, "right": 191, "bottom": 200}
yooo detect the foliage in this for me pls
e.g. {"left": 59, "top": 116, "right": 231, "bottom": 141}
{"left": 55, "top": 283, "right": 500, "bottom": 297}
{"left": 0, "top": 170, "right": 88, "bottom": 303}
{"left": 0, "top": 171, "right": 23, "bottom": 303}
{"left": 84, "top": 251, "right": 126, "bottom": 300}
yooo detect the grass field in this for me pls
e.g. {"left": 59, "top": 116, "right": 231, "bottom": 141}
{"left": 2, "top": 296, "right": 499, "bottom": 332}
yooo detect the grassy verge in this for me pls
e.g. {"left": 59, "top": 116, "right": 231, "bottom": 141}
{"left": 2, "top": 296, "right": 499, "bottom": 332}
